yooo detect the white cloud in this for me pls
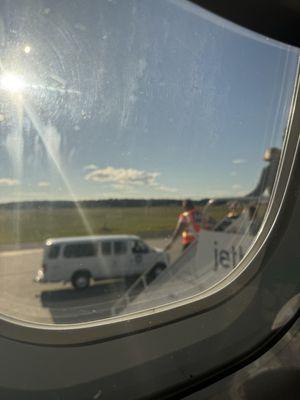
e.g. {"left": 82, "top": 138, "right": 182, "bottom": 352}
{"left": 230, "top": 171, "right": 237, "bottom": 176}
{"left": 84, "top": 164, "right": 98, "bottom": 171}
{"left": 85, "top": 166, "right": 160, "bottom": 186}
{"left": 38, "top": 181, "right": 50, "bottom": 187}
{"left": 0, "top": 178, "right": 19, "bottom": 186}
{"left": 232, "top": 159, "right": 247, "bottom": 164}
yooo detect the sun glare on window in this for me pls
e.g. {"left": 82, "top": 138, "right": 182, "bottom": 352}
{"left": 0, "top": 73, "right": 26, "bottom": 93}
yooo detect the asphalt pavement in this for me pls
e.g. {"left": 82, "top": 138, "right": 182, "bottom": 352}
{"left": 0, "top": 238, "right": 176, "bottom": 324}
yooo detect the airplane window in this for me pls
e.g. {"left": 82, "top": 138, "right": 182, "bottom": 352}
{"left": 0, "top": 0, "right": 299, "bottom": 327}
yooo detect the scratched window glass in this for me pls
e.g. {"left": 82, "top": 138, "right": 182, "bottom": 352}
{"left": 0, "top": 0, "right": 298, "bottom": 324}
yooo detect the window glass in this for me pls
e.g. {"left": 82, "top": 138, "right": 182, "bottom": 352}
{"left": 47, "top": 244, "right": 60, "bottom": 259}
{"left": 0, "top": 0, "right": 298, "bottom": 324}
{"left": 101, "top": 241, "right": 112, "bottom": 256}
{"left": 132, "top": 240, "right": 149, "bottom": 254}
{"left": 63, "top": 243, "right": 96, "bottom": 258}
{"left": 114, "top": 241, "right": 127, "bottom": 255}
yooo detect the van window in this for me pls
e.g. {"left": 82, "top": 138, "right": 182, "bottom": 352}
{"left": 132, "top": 240, "right": 149, "bottom": 254}
{"left": 63, "top": 243, "right": 96, "bottom": 258}
{"left": 101, "top": 242, "right": 112, "bottom": 256}
{"left": 47, "top": 245, "right": 60, "bottom": 259}
{"left": 114, "top": 241, "right": 127, "bottom": 255}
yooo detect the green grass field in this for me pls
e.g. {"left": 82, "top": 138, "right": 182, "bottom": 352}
{"left": 0, "top": 206, "right": 177, "bottom": 245}
{"left": 0, "top": 205, "right": 229, "bottom": 245}
{"left": 0, "top": 202, "right": 267, "bottom": 246}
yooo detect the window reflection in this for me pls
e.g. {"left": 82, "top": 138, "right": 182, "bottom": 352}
{"left": 0, "top": 0, "right": 298, "bottom": 324}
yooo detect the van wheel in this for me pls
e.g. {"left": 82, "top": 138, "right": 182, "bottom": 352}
{"left": 72, "top": 271, "right": 90, "bottom": 290}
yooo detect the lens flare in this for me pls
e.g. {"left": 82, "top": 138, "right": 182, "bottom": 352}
{"left": 0, "top": 73, "right": 26, "bottom": 93}
{"left": 24, "top": 45, "right": 31, "bottom": 54}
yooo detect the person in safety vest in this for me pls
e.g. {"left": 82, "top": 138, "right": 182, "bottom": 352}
{"left": 165, "top": 199, "right": 202, "bottom": 252}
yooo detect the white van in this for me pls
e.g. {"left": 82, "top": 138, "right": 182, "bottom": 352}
{"left": 35, "top": 235, "right": 169, "bottom": 289}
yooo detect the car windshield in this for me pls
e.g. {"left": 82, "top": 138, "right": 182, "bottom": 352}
{"left": 0, "top": 0, "right": 299, "bottom": 324}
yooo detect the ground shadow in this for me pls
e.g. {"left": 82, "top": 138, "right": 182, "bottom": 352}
{"left": 40, "top": 280, "right": 130, "bottom": 324}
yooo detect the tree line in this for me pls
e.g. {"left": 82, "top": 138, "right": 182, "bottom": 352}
{"left": 0, "top": 198, "right": 210, "bottom": 210}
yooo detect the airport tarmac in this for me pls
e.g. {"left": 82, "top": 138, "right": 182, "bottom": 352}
{"left": 0, "top": 238, "right": 178, "bottom": 324}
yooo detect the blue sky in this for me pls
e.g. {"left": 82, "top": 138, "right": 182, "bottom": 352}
{"left": 0, "top": 0, "right": 299, "bottom": 202}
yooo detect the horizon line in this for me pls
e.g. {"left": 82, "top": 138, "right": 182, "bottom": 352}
{"left": 0, "top": 197, "right": 212, "bottom": 206}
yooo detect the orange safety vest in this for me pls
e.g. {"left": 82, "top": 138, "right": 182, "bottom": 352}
{"left": 179, "top": 209, "right": 202, "bottom": 245}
